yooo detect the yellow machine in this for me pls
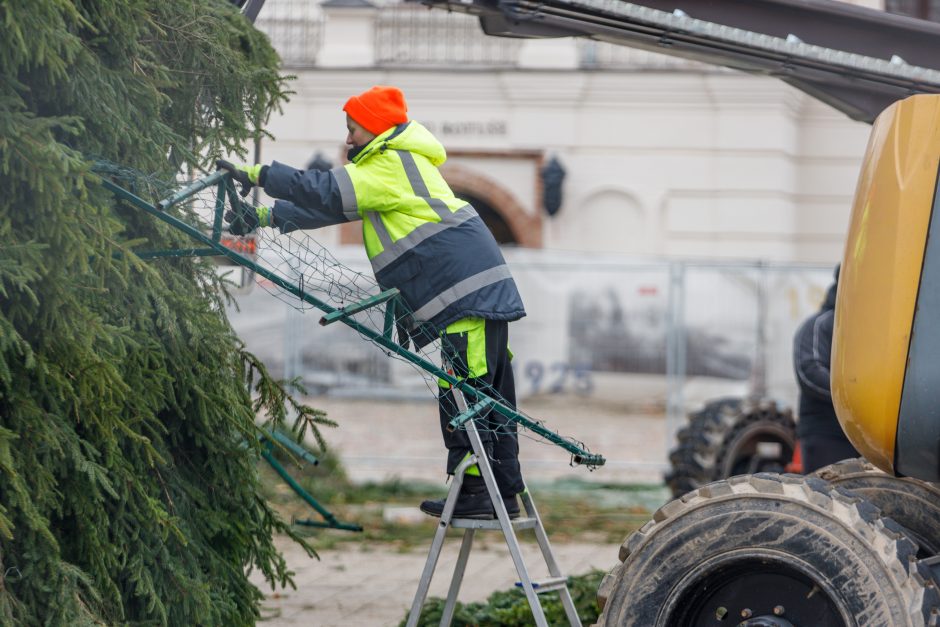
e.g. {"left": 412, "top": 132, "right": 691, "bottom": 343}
{"left": 833, "top": 94, "right": 940, "bottom": 482}
{"left": 595, "top": 93, "right": 940, "bottom": 627}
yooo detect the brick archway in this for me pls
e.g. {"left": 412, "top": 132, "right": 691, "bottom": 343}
{"left": 440, "top": 163, "right": 542, "bottom": 248}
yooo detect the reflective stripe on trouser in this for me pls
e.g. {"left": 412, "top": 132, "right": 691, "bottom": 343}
{"left": 439, "top": 319, "right": 523, "bottom": 497}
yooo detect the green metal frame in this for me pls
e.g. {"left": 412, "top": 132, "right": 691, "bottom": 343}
{"left": 260, "top": 430, "right": 363, "bottom": 532}
{"left": 98, "top": 167, "right": 605, "bottom": 468}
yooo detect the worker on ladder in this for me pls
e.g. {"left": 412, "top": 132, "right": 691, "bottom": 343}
{"left": 217, "top": 85, "right": 526, "bottom": 519}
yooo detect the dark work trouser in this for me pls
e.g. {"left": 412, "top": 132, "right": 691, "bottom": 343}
{"left": 439, "top": 319, "right": 524, "bottom": 497}
{"left": 801, "top": 433, "right": 861, "bottom": 474}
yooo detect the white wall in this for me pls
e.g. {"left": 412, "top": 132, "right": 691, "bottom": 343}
{"left": 254, "top": 2, "right": 874, "bottom": 265}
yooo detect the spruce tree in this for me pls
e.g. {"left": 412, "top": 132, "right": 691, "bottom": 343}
{"left": 0, "top": 1, "right": 324, "bottom": 624}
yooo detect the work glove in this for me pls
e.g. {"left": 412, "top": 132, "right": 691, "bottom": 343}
{"left": 225, "top": 200, "right": 271, "bottom": 236}
{"left": 216, "top": 159, "right": 263, "bottom": 197}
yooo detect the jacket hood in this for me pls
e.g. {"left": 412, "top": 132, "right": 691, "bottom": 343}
{"left": 352, "top": 121, "right": 447, "bottom": 166}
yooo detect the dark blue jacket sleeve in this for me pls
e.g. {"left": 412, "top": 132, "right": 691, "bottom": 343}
{"left": 270, "top": 199, "right": 347, "bottom": 234}
{"left": 263, "top": 161, "right": 350, "bottom": 234}
{"left": 793, "top": 310, "right": 833, "bottom": 401}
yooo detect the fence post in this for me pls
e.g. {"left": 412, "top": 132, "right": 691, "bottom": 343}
{"left": 751, "top": 261, "right": 769, "bottom": 398}
{"left": 665, "top": 261, "right": 686, "bottom": 445}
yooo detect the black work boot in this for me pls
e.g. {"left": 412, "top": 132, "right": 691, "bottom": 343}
{"left": 502, "top": 493, "right": 521, "bottom": 519}
{"left": 420, "top": 476, "right": 520, "bottom": 520}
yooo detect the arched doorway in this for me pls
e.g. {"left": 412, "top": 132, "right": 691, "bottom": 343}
{"left": 442, "top": 163, "right": 542, "bottom": 248}
{"left": 338, "top": 161, "right": 543, "bottom": 247}
{"left": 455, "top": 191, "right": 516, "bottom": 245}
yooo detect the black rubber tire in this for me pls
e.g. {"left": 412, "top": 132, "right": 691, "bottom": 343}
{"left": 812, "top": 458, "right": 940, "bottom": 557}
{"left": 665, "top": 397, "right": 796, "bottom": 498}
{"left": 665, "top": 397, "right": 743, "bottom": 496}
{"left": 597, "top": 473, "right": 940, "bottom": 627}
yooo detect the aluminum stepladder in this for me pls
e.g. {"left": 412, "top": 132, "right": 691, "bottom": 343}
{"left": 406, "top": 374, "right": 583, "bottom": 627}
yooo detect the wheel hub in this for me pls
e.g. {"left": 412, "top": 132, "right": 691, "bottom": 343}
{"left": 671, "top": 563, "right": 845, "bottom": 626}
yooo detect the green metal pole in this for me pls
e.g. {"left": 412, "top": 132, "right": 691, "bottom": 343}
{"left": 156, "top": 170, "right": 227, "bottom": 211}
{"left": 212, "top": 179, "right": 226, "bottom": 243}
{"left": 262, "top": 449, "right": 362, "bottom": 532}
{"left": 263, "top": 429, "right": 319, "bottom": 465}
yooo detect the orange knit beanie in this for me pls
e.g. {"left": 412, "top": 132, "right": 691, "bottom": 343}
{"left": 343, "top": 86, "right": 409, "bottom": 136}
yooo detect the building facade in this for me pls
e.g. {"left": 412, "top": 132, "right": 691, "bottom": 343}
{"left": 252, "top": 0, "right": 882, "bottom": 264}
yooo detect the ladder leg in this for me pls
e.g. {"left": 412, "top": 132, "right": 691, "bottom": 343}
{"left": 462, "top": 417, "right": 549, "bottom": 627}
{"left": 443, "top": 374, "right": 577, "bottom": 626}
{"left": 406, "top": 468, "right": 471, "bottom": 627}
{"left": 522, "top": 491, "right": 583, "bottom": 627}
{"left": 440, "top": 528, "right": 475, "bottom": 626}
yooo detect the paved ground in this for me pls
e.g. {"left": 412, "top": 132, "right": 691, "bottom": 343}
{"left": 252, "top": 537, "right": 620, "bottom": 626}
{"left": 250, "top": 390, "right": 673, "bottom": 625}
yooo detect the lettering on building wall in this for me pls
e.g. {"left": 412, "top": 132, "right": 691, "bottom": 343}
{"left": 423, "top": 120, "right": 507, "bottom": 136}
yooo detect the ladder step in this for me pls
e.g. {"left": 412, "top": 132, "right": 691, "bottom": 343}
{"left": 515, "top": 576, "right": 570, "bottom": 593}
{"left": 450, "top": 516, "right": 537, "bottom": 530}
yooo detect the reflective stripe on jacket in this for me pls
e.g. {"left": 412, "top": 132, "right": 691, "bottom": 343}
{"left": 262, "top": 121, "right": 525, "bottom": 347}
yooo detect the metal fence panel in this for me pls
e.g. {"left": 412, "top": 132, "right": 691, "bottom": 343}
{"left": 228, "top": 248, "right": 833, "bottom": 411}
{"left": 375, "top": 5, "right": 522, "bottom": 67}
{"left": 255, "top": 0, "right": 324, "bottom": 68}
